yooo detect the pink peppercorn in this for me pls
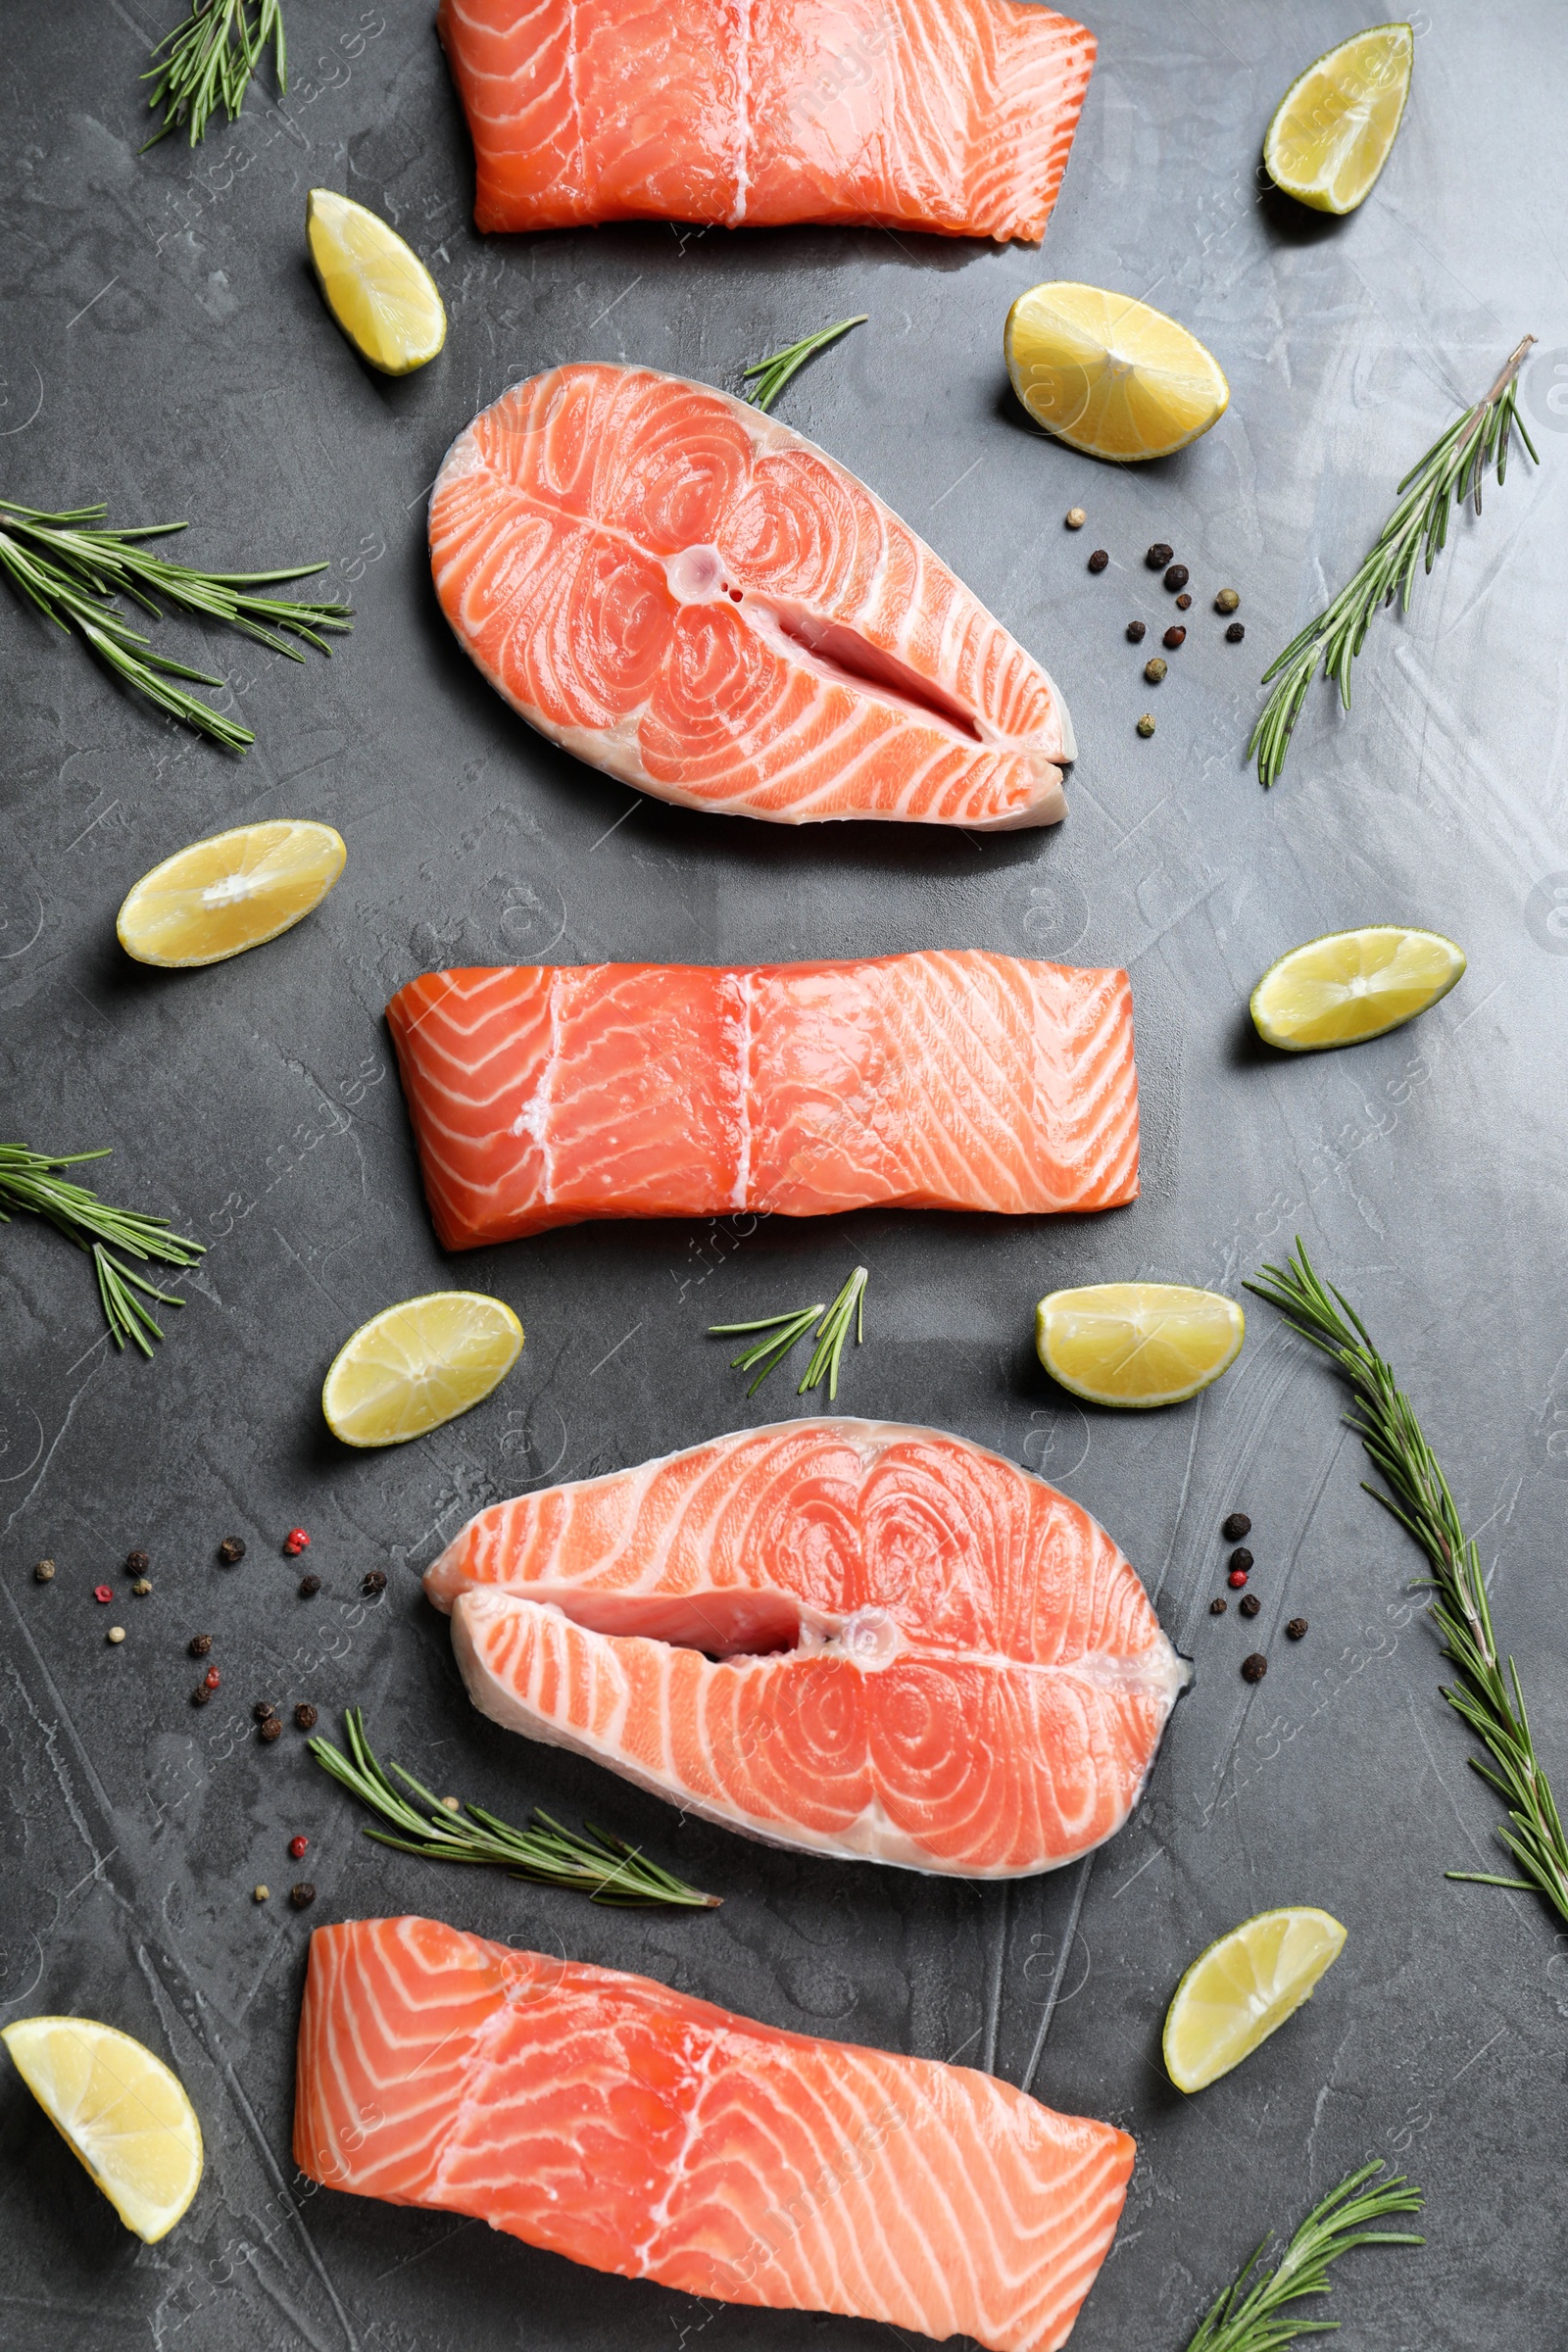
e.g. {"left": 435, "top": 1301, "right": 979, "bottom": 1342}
{"left": 93, "top": 1584, "right": 113, "bottom": 1604}
{"left": 283, "top": 1528, "right": 311, "bottom": 1557}
{"left": 289, "top": 1835, "right": 309, "bottom": 1860}
{"left": 204, "top": 1666, "right": 221, "bottom": 1690}
{"left": 1228, "top": 1567, "right": 1250, "bottom": 1590}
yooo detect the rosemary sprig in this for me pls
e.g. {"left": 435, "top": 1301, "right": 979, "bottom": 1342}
{"left": 1185, "top": 2161, "right": 1424, "bottom": 2352}
{"left": 0, "top": 1145, "right": 205, "bottom": 1356}
{"left": 310, "top": 1708, "right": 720, "bottom": 1910}
{"left": 743, "top": 316, "right": 867, "bottom": 414}
{"left": 0, "top": 497, "right": 352, "bottom": 751}
{"left": 1250, "top": 335, "right": 1539, "bottom": 787}
{"left": 1246, "top": 1241, "right": 1568, "bottom": 1926}
{"left": 144, "top": 0, "right": 287, "bottom": 148}
{"left": 710, "top": 1265, "right": 868, "bottom": 1399}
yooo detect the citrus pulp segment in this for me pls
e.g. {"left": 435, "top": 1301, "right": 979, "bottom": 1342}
{"left": 116, "top": 820, "right": 346, "bottom": 968}
{"left": 322, "top": 1292, "right": 523, "bottom": 1447}
{"left": 1250, "top": 925, "right": 1464, "bottom": 1052}
{"left": 1, "top": 2015, "right": 203, "bottom": 2241}
{"left": 306, "top": 189, "right": 446, "bottom": 375}
{"left": 1036, "top": 1283, "right": 1244, "bottom": 1407}
{"left": 1162, "top": 1907, "right": 1348, "bottom": 2092}
{"left": 1263, "top": 24, "right": 1413, "bottom": 215}
{"left": 1004, "top": 282, "right": 1229, "bottom": 462}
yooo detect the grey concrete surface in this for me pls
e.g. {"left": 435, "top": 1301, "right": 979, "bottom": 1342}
{"left": 2, "top": 3, "right": 1566, "bottom": 2346}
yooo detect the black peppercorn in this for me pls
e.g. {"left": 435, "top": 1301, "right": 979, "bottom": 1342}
{"left": 1239, "top": 1592, "right": 1261, "bottom": 1619}
{"left": 1226, "top": 621, "right": 1246, "bottom": 643}
{"left": 298, "top": 1573, "right": 321, "bottom": 1597}
{"left": 1228, "top": 1546, "right": 1253, "bottom": 1575}
{"left": 1221, "top": 1512, "right": 1250, "bottom": 1541}
{"left": 1146, "top": 543, "right": 1173, "bottom": 569}
{"left": 362, "top": 1569, "right": 387, "bottom": 1595}
{"left": 254, "top": 1699, "right": 277, "bottom": 1724}
{"left": 219, "top": 1537, "right": 246, "bottom": 1565}
{"left": 1174, "top": 592, "right": 1192, "bottom": 611}
{"left": 1209, "top": 1596, "right": 1227, "bottom": 1615}
{"left": 191, "top": 1686, "right": 212, "bottom": 1707}
{"left": 189, "top": 1634, "right": 213, "bottom": 1657}
{"left": 1163, "top": 564, "right": 1189, "bottom": 592}
{"left": 125, "top": 1549, "right": 150, "bottom": 1575}
{"left": 1241, "top": 1652, "right": 1268, "bottom": 1683}
{"left": 1162, "top": 624, "right": 1186, "bottom": 649}
{"left": 293, "top": 1702, "right": 318, "bottom": 1732}
{"left": 259, "top": 1716, "right": 282, "bottom": 1743}
{"left": 289, "top": 1882, "right": 317, "bottom": 1910}
{"left": 1286, "top": 1617, "right": 1308, "bottom": 1641}
{"left": 1126, "top": 619, "right": 1146, "bottom": 642}
{"left": 1087, "top": 549, "right": 1109, "bottom": 573}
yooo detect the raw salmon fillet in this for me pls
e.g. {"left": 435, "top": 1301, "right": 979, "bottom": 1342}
{"left": 295, "top": 1916, "right": 1134, "bottom": 2350}
{"left": 428, "top": 365, "right": 1075, "bottom": 828}
{"left": 438, "top": 0, "right": 1096, "bottom": 243}
{"left": 386, "top": 952, "right": 1138, "bottom": 1250}
{"left": 425, "top": 1419, "right": 1189, "bottom": 1875}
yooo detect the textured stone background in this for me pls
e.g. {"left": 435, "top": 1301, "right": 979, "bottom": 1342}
{"left": 2, "top": 3, "right": 1566, "bottom": 2346}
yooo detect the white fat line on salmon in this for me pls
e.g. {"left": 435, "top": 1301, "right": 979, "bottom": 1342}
{"left": 729, "top": 0, "right": 753, "bottom": 225}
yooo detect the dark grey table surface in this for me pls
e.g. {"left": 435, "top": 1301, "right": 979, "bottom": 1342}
{"left": 3, "top": 4, "right": 1566, "bottom": 2347}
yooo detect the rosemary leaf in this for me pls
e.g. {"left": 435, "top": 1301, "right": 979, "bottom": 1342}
{"left": 144, "top": 0, "right": 287, "bottom": 149}
{"left": 1245, "top": 1240, "right": 1568, "bottom": 1926}
{"left": 0, "top": 1145, "right": 204, "bottom": 1357}
{"left": 1250, "top": 335, "right": 1539, "bottom": 788}
{"left": 710, "top": 1266, "right": 868, "bottom": 1399}
{"left": 1185, "top": 2161, "right": 1423, "bottom": 2352}
{"left": 743, "top": 316, "right": 867, "bottom": 414}
{"left": 310, "top": 1709, "right": 720, "bottom": 1910}
{"left": 0, "top": 497, "right": 352, "bottom": 752}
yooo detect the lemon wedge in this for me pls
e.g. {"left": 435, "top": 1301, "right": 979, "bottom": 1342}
{"left": 306, "top": 188, "right": 446, "bottom": 376}
{"left": 322, "top": 1292, "right": 523, "bottom": 1447}
{"left": 1036, "top": 1282, "right": 1244, "bottom": 1408}
{"left": 1004, "top": 282, "right": 1229, "bottom": 463}
{"left": 2, "top": 2016, "right": 203, "bottom": 2241}
{"left": 1264, "top": 24, "right": 1413, "bottom": 215}
{"left": 1163, "top": 1907, "right": 1347, "bottom": 2092}
{"left": 1250, "top": 925, "right": 1464, "bottom": 1053}
{"left": 117, "top": 819, "right": 345, "bottom": 969}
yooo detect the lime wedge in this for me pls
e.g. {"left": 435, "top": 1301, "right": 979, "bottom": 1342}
{"left": 1163, "top": 1907, "right": 1347, "bottom": 2091}
{"left": 2, "top": 2016, "right": 203, "bottom": 2241}
{"left": 307, "top": 189, "right": 446, "bottom": 375}
{"left": 1036, "top": 1283, "right": 1244, "bottom": 1408}
{"left": 322, "top": 1292, "right": 523, "bottom": 1447}
{"left": 1251, "top": 925, "right": 1464, "bottom": 1052}
{"left": 1264, "top": 24, "right": 1413, "bottom": 215}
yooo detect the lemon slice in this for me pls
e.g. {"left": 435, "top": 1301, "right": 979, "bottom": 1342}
{"left": 1250, "top": 925, "right": 1464, "bottom": 1053}
{"left": 307, "top": 189, "right": 446, "bottom": 375}
{"left": 2, "top": 2016, "right": 203, "bottom": 2241}
{"left": 1036, "top": 1282, "right": 1244, "bottom": 1408}
{"left": 117, "top": 820, "right": 346, "bottom": 969}
{"left": 1163, "top": 1907, "right": 1347, "bottom": 2092}
{"left": 1004, "top": 283, "right": 1229, "bottom": 463}
{"left": 322, "top": 1292, "right": 523, "bottom": 1447}
{"left": 1264, "top": 24, "right": 1413, "bottom": 215}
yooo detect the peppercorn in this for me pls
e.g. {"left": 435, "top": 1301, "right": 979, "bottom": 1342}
{"left": 283, "top": 1527, "right": 311, "bottom": 1557}
{"left": 440, "top": 1796, "right": 462, "bottom": 1813}
{"left": 290, "top": 1882, "right": 317, "bottom": 1910}
{"left": 362, "top": 1569, "right": 387, "bottom": 1596}
{"left": 1163, "top": 564, "right": 1189, "bottom": 592}
{"left": 93, "top": 1584, "right": 113, "bottom": 1604}
{"left": 1214, "top": 589, "right": 1240, "bottom": 614}
{"left": 293, "top": 1702, "right": 318, "bottom": 1732}
{"left": 1286, "top": 1616, "right": 1308, "bottom": 1641}
{"left": 1146, "top": 543, "right": 1173, "bottom": 569}
{"left": 191, "top": 1686, "right": 212, "bottom": 1707}
{"left": 1229, "top": 1547, "right": 1253, "bottom": 1575}
{"left": 1136, "top": 713, "right": 1156, "bottom": 738}
{"left": 108, "top": 1626, "right": 125, "bottom": 1645}
{"left": 254, "top": 1886, "right": 270, "bottom": 1903}
{"left": 1228, "top": 1567, "right": 1250, "bottom": 1590}
{"left": 125, "top": 1550, "right": 150, "bottom": 1575}
{"left": 190, "top": 1634, "right": 213, "bottom": 1657}
{"left": 131, "top": 1578, "right": 152, "bottom": 1596}
{"left": 1064, "top": 508, "right": 1086, "bottom": 529}
{"left": 1209, "top": 1596, "right": 1227, "bottom": 1615}
{"left": 1126, "top": 619, "right": 1147, "bottom": 642}
{"left": 1239, "top": 1592, "right": 1261, "bottom": 1619}
{"left": 254, "top": 1699, "right": 277, "bottom": 1724}
{"left": 289, "top": 1835, "right": 310, "bottom": 1860}
{"left": 1162, "top": 624, "right": 1186, "bottom": 650}
{"left": 1174, "top": 592, "right": 1192, "bottom": 611}
{"left": 203, "top": 1666, "right": 221, "bottom": 1690}
{"left": 1226, "top": 621, "right": 1246, "bottom": 643}
{"left": 259, "top": 1716, "right": 282, "bottom": 1743}
{"left": 1143, "top": 658, "right": 1167, "bottom": 684}
{"left": 298, "top": 1573, "right": 321, "bottom": 1598}
{"left": 1221, "top": 1512, "right": 1250, "bottom": 1541}
{"left": 1241, "top": 1652, "right": 1268, "bottom": 1683}
{"left": 1087, "top": 549, "right": 1109, "bottom": 573}
{"left": 33, "top": 1559, "right": 55, "bottom": 1584}
{"left": 219, "top": 1536, "right": 246, "bottom": 1565}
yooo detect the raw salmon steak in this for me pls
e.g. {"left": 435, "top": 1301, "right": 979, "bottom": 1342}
{"left": 295, "top": 1916, "right": 1134, "bottom": 2350}
{"left": 425, "top": 1419, "right": 1189, "bottom": 1875}
{"left": 438, "top": 0, "right": 1096, "bottom": 243}
{"left": 386, "top": 951, "right": 1138, "bottom": 1249}
{"left": 428, "top": 364, "right": 1075, "bottom": 828}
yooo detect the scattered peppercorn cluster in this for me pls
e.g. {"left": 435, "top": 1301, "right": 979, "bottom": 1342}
{"left": 1206, "top": 1508, "right": 1308, "bottom": 1676}
{"left": 1066, "top": 512, "right": 1245, "bottom": 736}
